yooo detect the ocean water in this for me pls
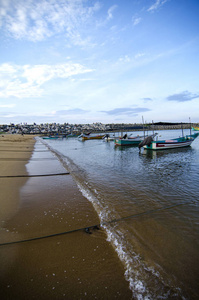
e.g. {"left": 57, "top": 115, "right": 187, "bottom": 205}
{"left": 42, "top": 129, "right": 199, "bottom": 299}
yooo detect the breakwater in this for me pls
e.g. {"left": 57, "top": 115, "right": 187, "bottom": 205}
{"left": 1, "top": 122, "right": 198, "bottom": 136}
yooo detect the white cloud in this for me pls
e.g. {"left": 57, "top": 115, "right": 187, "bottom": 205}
{"left": 0, "top": 62, "right": 93, "bottom": 98}
{"left": 132, "top": 17, "right": 142, "bottom": 26}
{"left": 0, "top": 104, "right": 16, "bottom": 108}
{"left": 134, "top": 53, "right": 145, "bottom": 59}
{"left": 117, "top": 52, "right": 146, "bottom": 65}
{"left": 0, "top": 0, "right": 101, "bottom": 43}
{"left": 107, "top": 5, "right": 118, "bottom": 20}
{"left": 119, "top": 55, "right": 131, "bottom": 63}
{"left": 148, "top": 0, "right": 168, "bottom": 12}
{"left": 0, "top": 63, "right": 18, "bottom": 76}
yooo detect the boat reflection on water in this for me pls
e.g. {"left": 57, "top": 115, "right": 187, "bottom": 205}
{"left": 114, "top": 143, "right": 139, "bottom": 151}
{"left": 141, "top": 146, "right": 193, "bottom": 159}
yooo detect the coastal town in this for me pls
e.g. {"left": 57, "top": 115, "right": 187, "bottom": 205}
{"left": 0, "top": 121, "right": 198, "bottom": 136}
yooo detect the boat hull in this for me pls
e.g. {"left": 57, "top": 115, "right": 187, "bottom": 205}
{"left": 79, "top": 134, "right": 105, "bottom": 140}
{"left": 82, "top": 136, "right": 104, "bottom": 140}
{"left": 143, "top": 133, "right": 199, "bottom": 150}
{"left": 42, "top": 136, "right": 63, "bottom": 139}
{"left": 115, "top": 138, "right": 142, "bottom": 146}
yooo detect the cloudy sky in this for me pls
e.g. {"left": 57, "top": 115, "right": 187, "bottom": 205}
{"left": 0, "top": 0, "right": 199, "bottom": 124}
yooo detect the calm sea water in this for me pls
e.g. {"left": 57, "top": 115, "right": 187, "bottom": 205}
{"left": 43, "top": 129, "right": 199, "bottom": 299}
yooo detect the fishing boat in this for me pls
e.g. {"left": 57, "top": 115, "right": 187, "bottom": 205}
{"left": 103, "top": 133, "right": 120, "bottom": 141}
{"left": 192, "top": 126, "right": 199, "bottom": 131}
{"left": 141, "top": 133, "right": 199, "bottom": 150}
{"left": 78, "top": 133, "right": 106, "bottom": 141}
{"left": 42, "top": 135, "right": 63, "bottom": 139}
{"left": 66, "top": 133, "right": 79, "bottom": 137}
{"left": 115, "top": 133, "right": 157, "bottom": 146}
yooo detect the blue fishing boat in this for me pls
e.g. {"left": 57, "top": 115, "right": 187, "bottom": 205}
{"left": 42, "top": 136, "right": 63, "bottom": 139}
{"left": 115, "top": 133, "right": 157, "bottom": 146}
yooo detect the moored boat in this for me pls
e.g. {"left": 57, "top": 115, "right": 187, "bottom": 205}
{"left": 42, "top": 135, "right": 64, "bottom": 139}
{"left": 103, "top": 133, "right": 120, "bottom": 141}
{"left": 192, "top": 126, "right": 199, "bottom": 131}
{"left": 66, "top": 133, "right": 79, "bottom": 137}
{"left": 141, "top": 133, "right": 199, "bottom": 150}
{"left": 78, "top": 133, "right": 106, "bottom": 141}
{"left": 115, "top": 133, "right": 157, "bottom": 146}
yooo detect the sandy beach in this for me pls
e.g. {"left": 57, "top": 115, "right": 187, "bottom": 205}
{"left": 0, "top": 134, "right": 131, "bottom": 299}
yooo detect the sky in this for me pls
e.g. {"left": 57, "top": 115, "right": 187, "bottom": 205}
{"left": 0, "top": 0, "right": 199, "bottom": 125}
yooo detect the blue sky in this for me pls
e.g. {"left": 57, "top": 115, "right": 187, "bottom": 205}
{"left": 0, "top": 0, "right": 199, "bottom": 124}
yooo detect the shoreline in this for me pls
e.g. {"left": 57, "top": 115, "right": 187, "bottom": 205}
{"left": 0, "top": 135, "right": 132, "bottom": 299}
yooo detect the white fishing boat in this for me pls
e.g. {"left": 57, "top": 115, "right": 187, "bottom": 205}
{"left": 140, "top": 133, "right": 199, "bottom": 150}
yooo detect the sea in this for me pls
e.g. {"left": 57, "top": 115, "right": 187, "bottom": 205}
{"left": 42, "top": 129, "right": 199, "bottom": 300}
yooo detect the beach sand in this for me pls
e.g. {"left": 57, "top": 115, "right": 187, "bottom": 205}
{"left": 0, "top": 135, "right": 131, "bottom": 299}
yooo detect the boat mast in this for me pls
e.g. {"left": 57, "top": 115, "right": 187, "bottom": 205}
{"left": 189, "top": 117, "right": 191, "bottom": 135}
{"left": 181, "top": 122, "right": 184, "bottom": 137}
{"left": 152, "top": 120, "right": 154, "bottom": 136}
{"left": 142, "top": 116, "right": 145, "bottom": 138}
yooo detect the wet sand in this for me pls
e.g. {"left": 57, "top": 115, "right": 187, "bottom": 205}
{"left": 0, "top": 135, "right": 131, "bottom": 299}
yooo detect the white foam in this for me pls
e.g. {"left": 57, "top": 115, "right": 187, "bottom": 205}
{"left": 103, "top": 224, "right": 152, "bottom": 299}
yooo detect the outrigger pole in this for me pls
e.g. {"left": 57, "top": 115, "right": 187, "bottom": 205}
{"left": 189, "top": 117, "right": 191, "bottom": 135}
{"left": 142, "top": 116, "right": 145, "bottom": 138}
